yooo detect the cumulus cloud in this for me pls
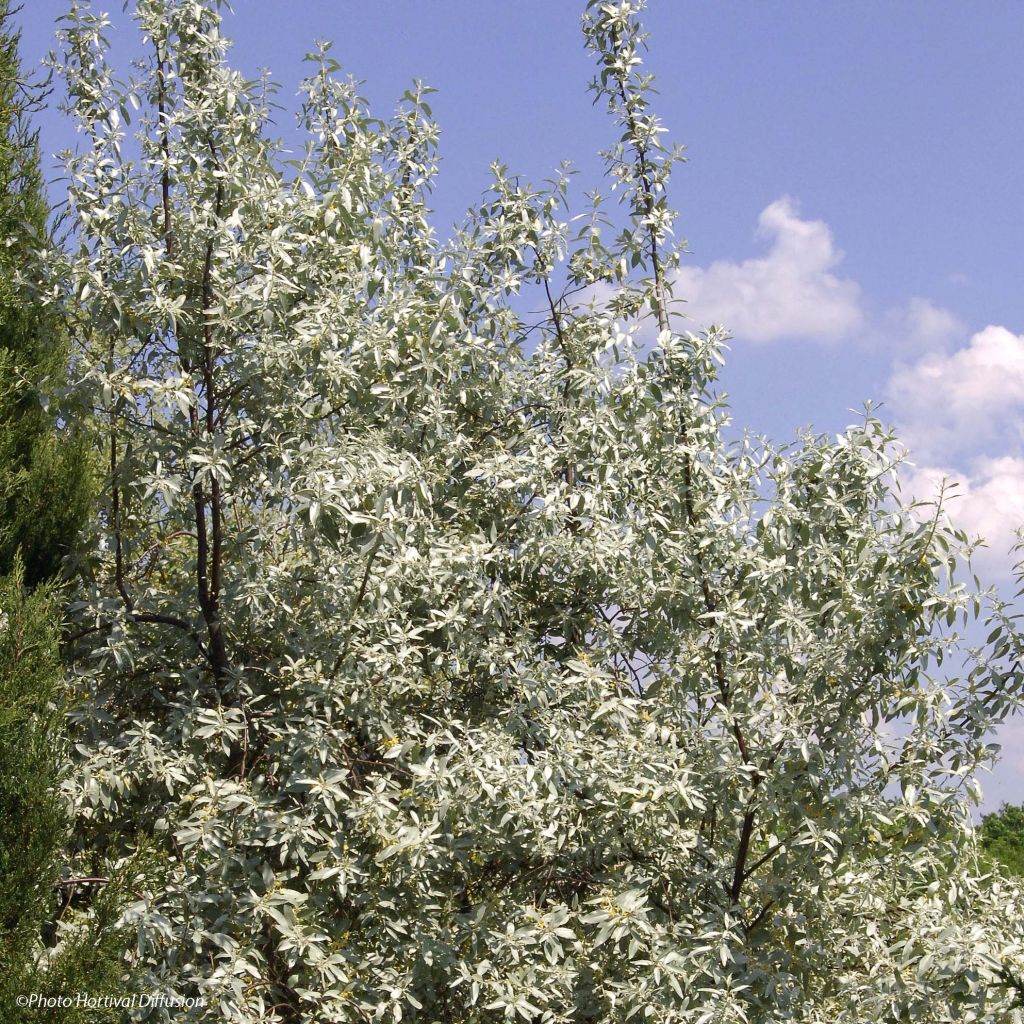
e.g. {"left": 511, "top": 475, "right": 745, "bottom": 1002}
{"left": 877, "top": 297, "right": 964, "bottom": 354}
{"left": 886, "top": 326, "right": 1024, "bottom": 573}
{"left": 610, "top": 198, "right": 957, "bottom": 355}
{"left": 591, "top": 194, "right": 1024, "bottom": 571}
{"left": 674, "top": 196, "right": 864, "bottom": 343}
{"left": 887, "top": 325, "right": 1024, "bottom": 462}
{"left": 897, "top": 458, "right": 1024, "bottom": 577}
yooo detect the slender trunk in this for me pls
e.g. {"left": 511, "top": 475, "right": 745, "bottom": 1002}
{"left": 611, "top": 35, "right": 761, "bottom": 904}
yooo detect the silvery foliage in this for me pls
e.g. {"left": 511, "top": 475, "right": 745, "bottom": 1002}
{"left": 46, "top": 0, "right": 1024, "bottom": 1019}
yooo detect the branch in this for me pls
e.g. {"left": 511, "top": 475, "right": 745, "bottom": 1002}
{"left": 730, "top": 807, "right": 757, "bottom": 903}
{"left": 194, "top": 135, "right": 229, "bottom": 682}
{"left": 536, "top": 252, "right": 579, "bottom": 499}
{"left": 109, "top": 401, "right": 132, "bottom": 613}
{"left": 331, "top": 534, "right": 385, "bottom": 677}
{"left": 745, "top": 898, "right": 776, "bottom": 938}
{"left": 608, "top": 27, "right": 762, "bottom": 901}
{"left": 156, "top": 39, "right": 175, "bottom": 262}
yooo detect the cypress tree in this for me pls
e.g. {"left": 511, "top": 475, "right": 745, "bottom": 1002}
{"left": 0, "top": 4, "right": 135, "bottom": 1019}
{"left": 0, "top": 3, "right": 91, "bottom": 587}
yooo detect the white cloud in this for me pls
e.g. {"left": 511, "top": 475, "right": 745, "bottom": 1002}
{"left": 594, "top": 195, "right": 1024, "bottom": 573}
{"left": 898, "top": 457, "right": 1024, "bottom": 577}
{"left": 877, "top": 297, "right": 964, "bottom": 354}
{"left": 674, "top": 196, "right": 864, "bottom": 343}
{"left": 888, "top": 327, "right": 1024, "bottom": 575}
{"left": 887, "top": 325, "right": 1024, "bottom": 462}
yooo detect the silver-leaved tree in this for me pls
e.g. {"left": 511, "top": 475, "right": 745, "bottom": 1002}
{"left": 45, "top": 0, "right": 1024, "bottom": 1020}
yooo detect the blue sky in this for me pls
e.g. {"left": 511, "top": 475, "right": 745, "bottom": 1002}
{"left": 15, "top": 2, "right": 1024, "bottom": 807}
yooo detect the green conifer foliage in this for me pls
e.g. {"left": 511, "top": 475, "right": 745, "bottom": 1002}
{"left": 0, "top": 567, "right": 67, "bottom": 986}
{"left": 0, "top": 0, "right": 91, "bottom": 588}
{"left": 0, "top": 566, "right": 137, "bottom": 1023}
{"left": 0, "top": 5, "right": 132, "bottom": 1020}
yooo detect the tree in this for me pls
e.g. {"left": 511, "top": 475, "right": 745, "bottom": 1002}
{"left": 0, "top": 2, "right": 91, "bottom": 588}
{"left": 0, "top": 568, "right": 140, "bottom": 1023}
{"left": 49, "top": 0, "right": 1024, "bottom": 1020}
{"left": 981, "top": 804, "right": 1024, "bottom": 878}
{"left": 0, "top": 4, "right": 134, "bottom": 1019}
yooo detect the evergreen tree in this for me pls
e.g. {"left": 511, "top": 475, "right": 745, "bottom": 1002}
{"left": 50, "top": 0, "right": 1024, "bottom": 1020}
{"left": 0, "top": 567, "right": 137, "bottom": 1023}
{"left": 0, "top": 4, "right": 134, "bottom": 1020}
{"left": 0, "top": 0, "right": 90, "bottom": 587}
